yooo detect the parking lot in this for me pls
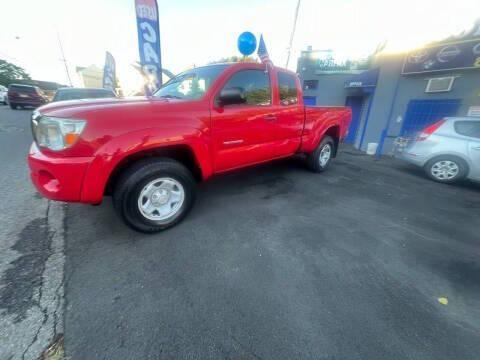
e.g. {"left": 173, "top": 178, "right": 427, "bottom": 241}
{"left": 1, "top": 106, "right": 480, "bottom": 359}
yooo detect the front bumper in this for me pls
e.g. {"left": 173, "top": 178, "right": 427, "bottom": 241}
{"left": 28, "top": 143, "right": 94, "bottom": 202}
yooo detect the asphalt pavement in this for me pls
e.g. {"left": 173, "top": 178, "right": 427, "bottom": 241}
{"left": 0, "top": 106, "right": 65, "bottom": 360}
{"left": 64, "top": 122, "right": 480, "bottom": 358}
{"left": 1, "top": 106, "right": 480, "bottom": 360}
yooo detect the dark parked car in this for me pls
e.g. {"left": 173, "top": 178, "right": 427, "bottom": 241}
{"left": 52, "top": 88, "right": 116, "bottom": 102}
{"left": 8, "top": 84, "right": 49, "bottom": 109}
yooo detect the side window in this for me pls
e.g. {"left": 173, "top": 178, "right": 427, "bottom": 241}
{"left": 221, "top": 70, "right": 271, "bottom": 106}
{"left": 278, "top": 72, "right": 298, "bottom": 106}
{"left": 454, "top": 121, "right": 480, "bottom": 139}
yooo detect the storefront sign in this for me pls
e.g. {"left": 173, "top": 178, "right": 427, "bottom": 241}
{"left": 402, "top": 39, "right": 480, "bottom": 74}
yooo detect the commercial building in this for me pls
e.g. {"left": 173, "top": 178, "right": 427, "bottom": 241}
{"left": 76, "top": 65, "right": 103, "bottom": 88}
{"left": 298, "top": 29, "right": 480, "bottom": 155}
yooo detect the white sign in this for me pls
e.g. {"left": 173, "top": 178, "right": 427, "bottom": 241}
{"left": 467, "top": 106, "right": 480, "bottom": 117}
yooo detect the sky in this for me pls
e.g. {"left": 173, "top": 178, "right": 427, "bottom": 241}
{"left": 0, "top": 0, "right": 478, "bottom": 93}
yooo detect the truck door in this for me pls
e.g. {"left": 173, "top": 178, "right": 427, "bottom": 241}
{"left": 270, "top": 71, "right": 304, "bottom": 157}
{"left": 211, "top": 69, "right": 277, "bottom": 172}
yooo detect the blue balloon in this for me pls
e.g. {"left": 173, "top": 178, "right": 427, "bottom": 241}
{"left": 237, "top": 32, "right": 257, "bottom": 56}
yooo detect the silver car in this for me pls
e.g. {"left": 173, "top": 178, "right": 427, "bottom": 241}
{"left": 396, "top": 117, "right": 480, "bottom": 183}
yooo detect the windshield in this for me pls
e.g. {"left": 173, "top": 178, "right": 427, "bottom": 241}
{"left": 153, "top": 64, "right": 228, "bottom": 100}
{"left": 54, "top": 89, "right": 114, "bottom": 102}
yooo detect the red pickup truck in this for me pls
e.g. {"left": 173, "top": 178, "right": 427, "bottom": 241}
{"left": 29, "top": 63, "right": 351, "bottom": 232}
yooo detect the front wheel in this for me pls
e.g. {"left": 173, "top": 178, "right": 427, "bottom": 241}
{"left": 307, "top": 136, "right": 335, "bottom": 172}
{"left": 113, "top": 158, "right": 196, "bottom": 233}
{"left": 9, "top": 103, "right": 17, "bottom": 109}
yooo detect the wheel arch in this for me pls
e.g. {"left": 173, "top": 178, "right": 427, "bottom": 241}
{"left": 323, "top": 125, "right": 340, "bottom": 157}
{"left": 104, "top": 144, "right": 203, "bottom": 196}
{"left": 424, "top": 152, "right": 471, "bottom": 172}
{"left": 80, "top": 128, "right": 212, "bottom": 204}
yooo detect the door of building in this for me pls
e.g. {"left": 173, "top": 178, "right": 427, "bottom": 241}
{"left": 303, "top": 96, "right": 316, "bottom": 106}
{"left": 345, "top": 96, "right": 364, "bottom": 144}
{"left": 401, "top": 99, "right": 461, "bottom": 137}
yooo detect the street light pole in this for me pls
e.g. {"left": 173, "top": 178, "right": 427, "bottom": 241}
{"left": 56, "top": 30, "right": 73, "bottom": 86}
{"left": 285, "top": 0, "right": 301, "bottom": 69}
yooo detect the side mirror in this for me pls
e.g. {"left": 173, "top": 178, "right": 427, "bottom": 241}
{"left": 218, "top": 87, "right": 246, "bottom": 106}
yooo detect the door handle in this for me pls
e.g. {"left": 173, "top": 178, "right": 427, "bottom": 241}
{"left": 263, "top": 114, "right": 277, "bottom": 122}
{"left": 472, "top": 146, "right": 480, "bottom": 150}
{"left": 223, "top": 139, "right": 244, "bottom": 145}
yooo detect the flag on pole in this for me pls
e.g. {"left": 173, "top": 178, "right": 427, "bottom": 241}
{"left": 102, "top": 51, "right": 116, "bottom": 91}
{"left": 257, "top": 34, "right": 273, "bottom": 66}
{"left": 135, "top": 0, "right": 162, "bottom": 94}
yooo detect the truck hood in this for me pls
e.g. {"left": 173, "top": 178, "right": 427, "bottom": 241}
{"left": 37, "top": 96, "right": 169, "bottom": 118}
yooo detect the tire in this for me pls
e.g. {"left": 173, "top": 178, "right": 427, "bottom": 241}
{"left": 424, "top": 155, "right": 468, "bottom": 184}
{"left": 307, "top": 136, "right": 335, "bottom": 172}
{"left": 9, "top": 103, "right": 17, "bottom": 110}
{"left": 113, "top": 158, "right": 196, "bottom": 233}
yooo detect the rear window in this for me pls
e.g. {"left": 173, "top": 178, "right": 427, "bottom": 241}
{"left": 454, "top": 121, "right": 480, "bottom": 139}
{"left": 9, "top": 85, "right": 36, "bottom": 93}
{"left": 278, "top": 72, "right": 298, "bottom": 106}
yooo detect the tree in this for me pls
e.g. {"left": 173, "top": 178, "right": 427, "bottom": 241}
{"left": 208, "top": 56, "right": 257, "bottom": 64}
{"left": 0, "top": 59, "right": 31, "bottom": 87}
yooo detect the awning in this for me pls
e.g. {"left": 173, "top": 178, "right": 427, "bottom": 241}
{"left": 344, "top": 68, "right": 379, "bottom": 89}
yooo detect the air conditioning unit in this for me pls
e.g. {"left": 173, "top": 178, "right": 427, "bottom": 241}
{"left": 425, "top": 77, "right": 455, "bottom": 93}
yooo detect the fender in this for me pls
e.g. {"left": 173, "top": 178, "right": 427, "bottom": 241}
{"left": 300, "top": 107, "right": 350, "bottom": 153}
{"left": 80, "top": 126, "right": 212, "bottom": 203}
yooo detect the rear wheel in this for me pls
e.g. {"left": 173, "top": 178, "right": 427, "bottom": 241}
{"left": 307, "top": 136, "right": 335, "bottom": 172}
{"left": 113, "top": 158, "right": 196, "bottom": 233}
{"left": 9, "top": 103, "right": 17, "bottom": 110}
{"left": 425, "top": 156, "right": 468, "bottom": 184}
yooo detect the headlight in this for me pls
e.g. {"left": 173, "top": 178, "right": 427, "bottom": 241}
{"left": 34, "top": 116, "right": 86, "bottom": 151}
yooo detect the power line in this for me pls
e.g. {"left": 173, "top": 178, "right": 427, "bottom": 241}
{"left": 285, "top": 0, "right": 301, "bottom": 69}
{"left": 56, "top": 30, "right": 73, "bottom": 86}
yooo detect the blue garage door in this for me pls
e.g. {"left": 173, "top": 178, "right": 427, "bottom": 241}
{"left": 401, "top": 99, "right": 461, "bottom": 136}
{"left": 345, "top": 96, "right": 364, "bottom": 144}
{"left": 303, "top": 96, "right": 316, "bottom": 106}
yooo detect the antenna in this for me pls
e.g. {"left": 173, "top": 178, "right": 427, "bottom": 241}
{"left": 285, "top": 0, "right": 301, "bottom": 69}
{"left": 56, "top": 29, "right": 73, "bottom": 86}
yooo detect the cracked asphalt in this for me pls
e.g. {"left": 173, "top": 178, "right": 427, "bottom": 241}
{"left": 0, "top": 106, "right": 64, "bottom": 360}
{"left": 1, "top": 106, "right": 480, "bottom": 359}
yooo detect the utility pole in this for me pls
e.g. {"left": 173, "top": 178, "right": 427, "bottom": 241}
{"left": 285, "top": 0, "right": 301, "bottom": 69}
{"left": 56, "top": 30, "right": 73, "bottom": 86}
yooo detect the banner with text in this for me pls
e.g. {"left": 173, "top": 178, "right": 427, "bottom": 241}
{"left": 135, "top": 0, "right": 162, "bottom": 94}
{"left": 102, "top": 51, "right": 116, "bottom": 91}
